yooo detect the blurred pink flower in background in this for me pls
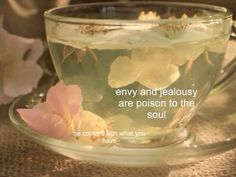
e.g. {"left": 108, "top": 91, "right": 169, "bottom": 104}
{"left": 0, "top": 25, "right": 43, "bottom": 105}
{"left": 17, "top": 81, "right": 83, "bottom": 139}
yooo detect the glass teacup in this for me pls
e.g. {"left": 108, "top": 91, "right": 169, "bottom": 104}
{"left": 44, "top": 2, "right": 233, "bottom": 147}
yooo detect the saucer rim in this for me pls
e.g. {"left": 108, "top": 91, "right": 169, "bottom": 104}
{"left": 8, "top": 85, "right": 236, "bottom": 166}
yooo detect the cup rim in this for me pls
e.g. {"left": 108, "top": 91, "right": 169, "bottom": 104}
{"left": 44, "top": 1, "right": 232, "bottom": 25}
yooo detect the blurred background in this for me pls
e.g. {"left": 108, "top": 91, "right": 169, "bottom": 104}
{"left": 1, "top": 0, "right": 235, "bottom": 38}
{"left": 0, "top": 0, "right": 235, "bottom": 90}
{"left": 0, "top": 0, "right": 234, "bottom": 89}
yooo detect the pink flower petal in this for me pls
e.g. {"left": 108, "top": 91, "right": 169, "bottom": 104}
{"left": 17, "top": 103, "right": 71, "bottom": 139}
{"left": 46, "top": 81, "right": 83, "bottom": 119}
{"left": 0, "top": 26, "right": 44, "bottom": 98}
{"left": 16, "top": 81, "right": 83, "bottom": 140}
{"left": 0, "top": 93, "right": 13, "bottom": 105}
{"left": 3, "top": 62, "right": 43, "bottom": 97}
{"left": 0, "top": 28, "right": 9, "bottom": 53}
{"left": 0, "top": 78, "right": 13, "bottom": 104}
{"left": 1, "top": 28, "right": 43, "bottom": 62}
{"left": 24, "top": 39, "right": 44, "bottom": 63}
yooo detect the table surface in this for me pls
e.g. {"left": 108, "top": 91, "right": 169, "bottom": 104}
{"left": 1, "top": 53, "right": 236, "bottom": 177}
{"left": 0, "top": 94, "right": 236, "bottom": 177}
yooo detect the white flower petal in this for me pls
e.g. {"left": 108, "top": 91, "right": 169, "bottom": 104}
{"left": 138, "top": 11, "right": 160, "bottom": 21}
{"left": 131, "top": 47, "right": 180, "bottom": 89}
{"left": 108, "top": 56, "right": 141, "bottom": 88}
{"left": 131, "top": 48, "right": 174, "bottom": 66}
{"left": 79, "top": 111, "right": 107, "bottom": 132}
{"left": 172, "top": 43, "right": 205, "bottom": 66}
{"left": 77, "top": 111, "right": 108, "bottom": 145}
{"left": 109, "top": 47, "right": 180, "bottom": 89}
{"left": 137, "top": 64, "right": 180, "bottom": 90}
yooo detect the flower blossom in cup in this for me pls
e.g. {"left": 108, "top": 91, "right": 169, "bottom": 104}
{"left": 17, "top": 81, "right": 83, "bottom": 140}
{"left": 108, "top": 48, "right": 180, "bottom": 89}
{"left": 0, "top": 26, "right": 43, "bottom": 105}
{"left": 17, "top": 81, "right": 109, "bottom": 143}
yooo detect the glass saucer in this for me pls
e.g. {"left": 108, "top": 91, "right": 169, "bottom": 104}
{"left": 9, "top": 81, "right": 236, "bottom": 167}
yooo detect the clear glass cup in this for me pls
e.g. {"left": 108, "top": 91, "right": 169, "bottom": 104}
{"left": 44, "top": 1, "right": 233, "bottom": 147}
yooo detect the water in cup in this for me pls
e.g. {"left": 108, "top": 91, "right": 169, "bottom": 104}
{"left": 45, "top": 11, "right": 230, "bottom": 146}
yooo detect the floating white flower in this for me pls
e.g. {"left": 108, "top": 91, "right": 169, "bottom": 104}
{"left": 171, "top": 42, "right": 206, "bottom": 66}
{"left": 108, "top": 48, "right": 180, "bottom": 89}
{"left": 76, "top": 111, "right": 109, "bottom": 145}
{"left": 47, "top": 11, "right": 228, "bottom": 69}
{"left": 138, "top": 11, "right": 160, "bottom": 21}
{"left": 17, "top": 81, "right": 83, "bottom": 140}
{"left": 17, "top": 81, "right": 109, "bottom": 144}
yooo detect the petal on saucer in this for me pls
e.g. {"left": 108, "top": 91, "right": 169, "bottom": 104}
{"left": 17, "top": 103, "right": 70, "bottom": 139}
{"left": 76, "top": 110, "right": 108, "bottom": 144}
{"left": 108, "top": 56, "right": 141, "bottom": 88}
{"left": 79, "top": 111, "right": 107, "bottom": 132}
